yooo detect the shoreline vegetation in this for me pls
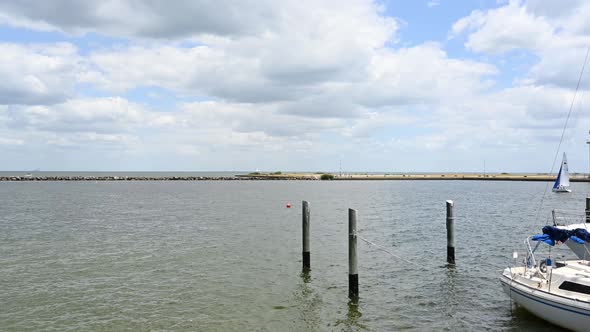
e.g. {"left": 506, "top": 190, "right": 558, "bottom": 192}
{"left": 2, "top": 173, "right": 590, "bottom": 182}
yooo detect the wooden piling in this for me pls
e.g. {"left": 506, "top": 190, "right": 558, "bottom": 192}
{"left": 446, "top": 200, "right": 455, "bottom": 265}
{"left": 302, "top": 201, "right": 311, "bottom": 271}
{"left": 349, "top": 208, "right": 359, "bottom": 299}
{"left": 586, "top": 197, "right": 590, "bottom": 223}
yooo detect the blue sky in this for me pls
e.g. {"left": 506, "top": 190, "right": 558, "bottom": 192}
{"left": 0, "top": 0, "right": 590, "bottom": 172}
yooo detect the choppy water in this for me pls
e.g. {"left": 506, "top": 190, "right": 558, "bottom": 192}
{"left": 1, "top": 180, "right": 588, "bottom": 331}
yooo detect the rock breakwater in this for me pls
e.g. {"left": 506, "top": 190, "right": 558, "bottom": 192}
{"left": 0, "top": 175, "right": 319, "bottom": 181}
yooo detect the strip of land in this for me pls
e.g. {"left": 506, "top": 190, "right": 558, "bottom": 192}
{"left": 237, "top": 173, "right": 590, "bottom": 182}
{"left": 2, "top": 173, "right": 588, "bottom": 181}
{"left": 0, "top": 176, "right": 242, "bottom": 181}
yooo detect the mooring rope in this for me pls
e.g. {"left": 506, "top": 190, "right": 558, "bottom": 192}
{"left": 356, "top": 233, "right": 423, "bottom": 269}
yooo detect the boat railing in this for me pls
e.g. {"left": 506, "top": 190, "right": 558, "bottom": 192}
{"left": 552, "top": 209, "right": 586, "bottom": 226}
{"left": 525, "top": 236, "right": 537, "bottom": 270}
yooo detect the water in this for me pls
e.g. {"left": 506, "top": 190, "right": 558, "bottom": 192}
{"left": 0, "top": 180, "right": 587, "bottom": 331}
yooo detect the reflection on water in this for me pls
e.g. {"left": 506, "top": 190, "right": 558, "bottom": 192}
{"left": 334, "top": 301, "right": 366, "bottom": 332}
{"left": 294, "top": 273, "right": 322, "bottom": 331}
{"left": 301, "top": 270, "right": 312, "bottom": 284}
{"left": 441, "top": 267, "right": 458, "bottom": 323}
{"left": 507, "top": 305, "right": 560, "bottom": 331}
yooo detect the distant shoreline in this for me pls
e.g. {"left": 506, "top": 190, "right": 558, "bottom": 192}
{"left": 2, "top": 173, "right": 589, "bottom": 182}
{"left": 237, "top": 173, "right": 590, "bottom": 182}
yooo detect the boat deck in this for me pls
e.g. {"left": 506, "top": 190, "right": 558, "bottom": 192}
{"left": 504, "top": 260, "right": 590, "bottom": 302}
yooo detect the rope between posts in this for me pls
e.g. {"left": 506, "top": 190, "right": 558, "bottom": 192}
{"left": 356, "top": 234, "right": 423, "bottom": 269}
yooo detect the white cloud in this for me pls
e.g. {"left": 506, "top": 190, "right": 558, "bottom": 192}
{"left": 527, "top": 46, "right": 590, "bottom": 89}
{"left": 1, "top": 0, "right": 590, "bottom": 171}
{"left": 83, "top": 41, "right": 496, "bottom": 121}
{"left": 1, "top": 96, "right": 180, "bottom": 153}
{"left": 0, "top": 137, "right": 24, "bottom": 145}
{"left": 178, "top": 101, "right": 345, "bottom": 139}
{"left": 451, "top": 0, "right": 555, "bottom": 54}
{"left": 0, "top": 0, "right": 396, "bottom": 42}
{"left": 358, "top": 43, "right": 496, "bottom": 107}
{"left": 7, "top": 97, "right": 146, "bottom": 133}
{"left": 0, "top": 1, "right": 280, "bottom": 38}
{"left": 45, "top": 132, "right": 138, "bottom": 147}
{"left": 525, "top": 0, "right": 587, "bottom": 31}
{"left": 427, "top": 1, "right": 440, "bottom": 8}
{"left": 451, "top": 0, "right": 590, "bottom": 94}
{"left": 0, "top": 42, "right": 79, "bottom": 105}
{"left": 81, "top": 0, "right": 398, "bottom": 105}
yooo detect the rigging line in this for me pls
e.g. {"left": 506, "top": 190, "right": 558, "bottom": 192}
{"left": 536, "top": 43, "right": 590, "bottom": 224}
{"left": 356, "top": 234, "right": 423, "bottom": 268}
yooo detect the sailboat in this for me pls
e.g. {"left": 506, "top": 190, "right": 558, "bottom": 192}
{"left": 500, "top": 223, "right": 590, "bottom": 332}
{"left": 552, "top": 152, "right": 571, "bottom": 192}
{"left": 500, "top": 42, "right": 589, "bottom": 330}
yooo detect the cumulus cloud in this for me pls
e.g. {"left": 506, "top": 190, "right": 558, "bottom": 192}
{"left": 80, "top": 0, "right": 398, "bottom": 105}
{"left": 452, "top": 0, "right": 590, "bottom": 90}
{"left": 525, "top": 0, "right": 590, "bottom": 35}
{"left": 178, "top": 101, "right": 346, "bottom": 139}
{"left": 86, "top": 45, "right": 300, "bottom": 103}
{"left": 1, "top": 96, "right": 176, "bottom": 146}
{"left": 357, "top": 44, "right": 496, "bottom": 107}
{"left": 453, "top": 0, "right": 590, "bottom": 55}
{"left": 1, "top": 0, "right": 590, "bottom": 171}
{"left": 7, "top": 97, "right": 147, "bottom": 133}
{"left": 451, "top": 0, "right": 555, "bottom": 54}
{"left": 427, "top": 1, "right": 440, "bottom": 8}
{"left": 0, "top": 137, "right": 24, "bottom": 145}
{"left": 0, "top": 42, "right": 79, "bottom": 105}
{"left": 0, "top": 0, "right": 396, "bottom": 42}
{"left": 0, "top": 0, "right": 284, "bottom": 38}
{"left": 527, "top": 46, "right": 590, "bottom": 89}
{"left": 83, "top": 41, "right": 495, "bottom": 121}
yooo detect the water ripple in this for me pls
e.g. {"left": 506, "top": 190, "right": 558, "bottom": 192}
{"left": 0, "top": 180, "right": 581, "bottom": 330}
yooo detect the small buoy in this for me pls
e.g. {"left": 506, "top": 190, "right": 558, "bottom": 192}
{"left": 286, "top": 203, "right": 292, "bottom": 208}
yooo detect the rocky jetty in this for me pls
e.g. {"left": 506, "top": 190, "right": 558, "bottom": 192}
{"left": 0, "top": 175, "right": 318, "bottom": 181}
{"left": 3, "top": 173, "right": 588, "bottom": 182}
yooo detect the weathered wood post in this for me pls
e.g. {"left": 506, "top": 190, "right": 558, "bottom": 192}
{"left": 349, "top": 208, "right": 359, "bottom": 300}
{"left": 446, "top": 200, "right": 455, "bottom": 265}
{"left": 302, "top": 201, "right": 311, "bottom": 271}
{"left": 586, "top": 197, "right": 590, "bottom": 223}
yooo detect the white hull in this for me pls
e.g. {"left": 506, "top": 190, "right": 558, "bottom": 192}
{"left": 553, "top": 187, "right": 572, "bottom": 193}
{"left": 501, "top": 271, "right": 590, "bottom": 331}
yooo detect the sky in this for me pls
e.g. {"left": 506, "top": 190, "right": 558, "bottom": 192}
{"left": 1, "top": 0, "right": 590, "bottom": 173}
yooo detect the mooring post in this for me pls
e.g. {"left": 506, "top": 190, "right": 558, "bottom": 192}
{"left": 586, "top": 197, "right": 590, "bottom": 223}
{"left": 349, "top": 208, "right": 359, "bottom": 300}
{"left": 446, "top": 200, "right": 455, "bottom": 265}
{"left": 302, "top": 201, "right": 311, "bottom": 271}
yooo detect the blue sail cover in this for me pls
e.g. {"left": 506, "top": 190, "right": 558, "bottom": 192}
{"left": 573, "top": 228, "right": 590, "bottom": 241}
{"left": 531, "top": 226, "right": 586, "bottom": 246}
